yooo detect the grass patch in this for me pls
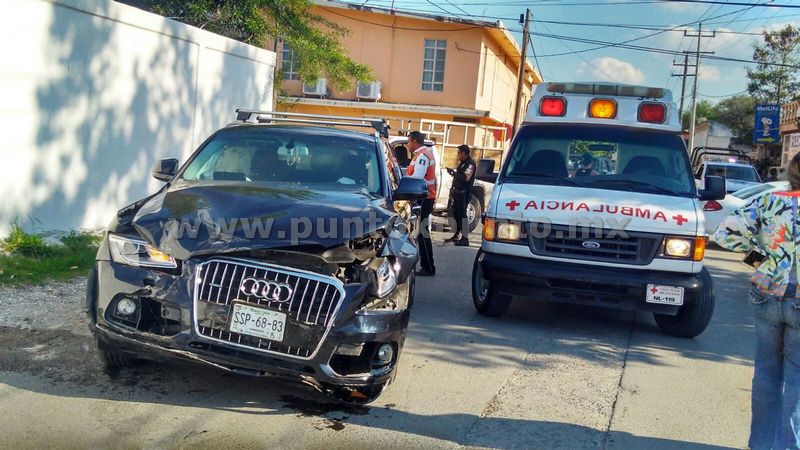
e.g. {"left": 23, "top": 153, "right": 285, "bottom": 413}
{"left": 0, "top": 226, "right": 101, "bottom": 286}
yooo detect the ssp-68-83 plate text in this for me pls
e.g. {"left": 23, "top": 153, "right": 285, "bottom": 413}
{"left": 229, "top": 302, "right": 286, "bottom": 342}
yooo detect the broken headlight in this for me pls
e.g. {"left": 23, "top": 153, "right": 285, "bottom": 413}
{"left": 108, "top": 234, "right": 177, "bottom": 269}
{"left": 374, "top": 259, "right": 397, "bottom": 299}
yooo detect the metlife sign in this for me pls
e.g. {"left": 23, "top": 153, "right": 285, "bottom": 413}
{"left": 754, "top": 104, "right": 780, "bottom": 144}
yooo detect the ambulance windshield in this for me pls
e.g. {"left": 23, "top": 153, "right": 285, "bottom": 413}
{"left": 503, "top": 124, "right": 695, "bottom": 197}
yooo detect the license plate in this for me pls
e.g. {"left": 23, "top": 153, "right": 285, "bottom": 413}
{"left": 229, "top": 303, "right": 286, "bottom": 342}
{"left": 646, "top": 284, "right": 684, "bottom": 306}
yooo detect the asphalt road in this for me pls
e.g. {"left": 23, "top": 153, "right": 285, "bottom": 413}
{"left": 0, "top": 235, "right": 754, "bottom": 449}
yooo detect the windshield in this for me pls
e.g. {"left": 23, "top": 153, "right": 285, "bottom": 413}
{"left": 708, "top": 164, "right": 760, "bottom": 182}
{"left": 503, "top": 124, "right": 695, "bottom": 196}
{"left": 181, "top": 127, "right": 382, "bottom": 193}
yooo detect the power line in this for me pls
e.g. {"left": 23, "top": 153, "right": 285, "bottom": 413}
{"left": 529, "top": 19, "right": 764, "bottom": 35}
{"left": 699, "top": 89, "right": 749, "bottom": 97}
{"left": 528, "top": 33, "right": 544, "bottom": 82}
{"left": 658, "top": 0, "right": 800, "bottom": 8}
{"left": 322, "top": 3, "right": 800, "bottom": 69}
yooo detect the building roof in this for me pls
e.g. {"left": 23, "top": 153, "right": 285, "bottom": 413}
{"left": 314, "top": 0, "right": 540, "bottom": 84}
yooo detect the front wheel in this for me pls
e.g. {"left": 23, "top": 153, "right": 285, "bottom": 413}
{"left": 472, "top": 250, "right": 512, "bottom": 317}
{"left": 653, "top": 268, "right": 715, "bottom": 338}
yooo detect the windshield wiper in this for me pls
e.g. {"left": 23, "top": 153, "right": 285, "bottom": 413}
{"left": 588, "top": 179, "right": 684, "bottom": 196}
{"left": 509, "top": 172, "right": 580, "bottom": 186}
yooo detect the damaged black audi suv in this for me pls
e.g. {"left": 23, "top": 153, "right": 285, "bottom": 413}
{"left": 87, "top": 110, "right": 429, "bottom": 403}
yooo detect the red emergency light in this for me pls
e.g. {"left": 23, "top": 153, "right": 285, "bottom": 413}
{"left": 540, "top": 96, "right": 566, "bottom": 117}
{"left": 638, "top": 102, "right": 666, "bottom": 124}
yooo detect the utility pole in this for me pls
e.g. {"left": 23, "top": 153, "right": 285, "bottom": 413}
{"left": 671, "top": 54, "right": 694, "bottom": 120}
{"left": 684, "top": 23, "right": 715, "bottom": 153}
{"left": 512, "top": 8, "right": 531, "bottom": 138}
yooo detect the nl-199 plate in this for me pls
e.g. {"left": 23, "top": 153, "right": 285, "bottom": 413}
{"left": 229, "top": 302, "right": 286, "bottom": 342}
{"left": 645, "top": 284, "right": 684, "bottom": 306}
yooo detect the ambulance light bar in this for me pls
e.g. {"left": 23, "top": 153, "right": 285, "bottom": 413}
{"left": 589, "top": 99, "right": 616, "bottom": 119}
{"left": 540, "top": 97, "right": 566, "bottom": 116}
{"left": 545, "top": 82, "right": 665, "bottom": 99}
{"left": 638, "top": 102, "right": 666, "bottom": 124}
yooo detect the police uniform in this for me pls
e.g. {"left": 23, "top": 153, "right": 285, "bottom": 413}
{"left": 406, "top": 145, "right": 437, "bottom": 274}
{"left": 448, "top": 155, "right": 476, "bottom": 245}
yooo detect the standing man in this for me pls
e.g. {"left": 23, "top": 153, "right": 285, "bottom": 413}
{"left": 405, "top": 131, "right": 437, "bottom": 276}
{"left": 446, "top": 145, "right": 476, "bottom": 246}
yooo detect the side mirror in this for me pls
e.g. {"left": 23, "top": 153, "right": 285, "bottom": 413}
{"left": 699, "top": 175, "right": 726, "bottom": 201}
{"left": 393, "top": 177, "right": 429, "bottom": 201}
{"left": 152, "top": 158, "right": 179, "bottom": 182}
{"left": 475, "top": 159, "right": 497, "bottom": 183}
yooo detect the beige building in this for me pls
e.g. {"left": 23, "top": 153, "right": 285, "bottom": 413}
{"left": 276, "top": 1, "right": 541, "bottom": 165}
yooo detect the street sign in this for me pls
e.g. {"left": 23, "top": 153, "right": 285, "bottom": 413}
{"left": 754, "top": 104, "right": 780, "bottom": 144}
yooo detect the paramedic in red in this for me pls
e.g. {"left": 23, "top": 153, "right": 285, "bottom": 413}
{"left": 406, "top": 131, "right": 437, "bottom": 276}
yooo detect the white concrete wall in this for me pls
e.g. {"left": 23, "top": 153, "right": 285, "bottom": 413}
{"left": 0, "top": 0, "right": 276, "bottom": 233}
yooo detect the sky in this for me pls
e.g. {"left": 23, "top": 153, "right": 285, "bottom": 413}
{"left": 358, "top": 0, "right": 800, "bottom": 103}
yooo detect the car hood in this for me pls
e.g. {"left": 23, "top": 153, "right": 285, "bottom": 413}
{"left": 131, "top": 182, "right": 394, "bottom": 260}
{"left": 725, "top": 179, "right": 760, "bottom": 193}
{"left": 493, "top": 183, "right": 699, "bottom": 236}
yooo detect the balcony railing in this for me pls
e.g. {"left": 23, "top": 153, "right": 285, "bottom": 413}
{"left": 781, "top": 100, "right": 800, "bottom": 134}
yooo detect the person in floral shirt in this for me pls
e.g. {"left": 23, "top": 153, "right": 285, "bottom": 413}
{"left": 713, "top": 153, "right": 800, "bottom": 450}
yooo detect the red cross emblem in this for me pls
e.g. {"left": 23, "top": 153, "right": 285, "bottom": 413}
{"left": 506, "top": 200, "right": 520, "bottom": 211}
{"left": 673, "top": 214, "right": 687, "bottom": 226}
{"left": 650, "top": 286, "right": 658, "bottom": 294}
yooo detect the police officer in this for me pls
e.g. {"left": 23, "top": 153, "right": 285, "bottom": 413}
{"left": 405, "top": 131, "right": 437, "bottom": 276}
{"left": 446, "top": 144, "right": 476, "bottom": 246}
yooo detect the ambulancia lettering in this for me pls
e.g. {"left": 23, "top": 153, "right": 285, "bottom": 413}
{"left": 506, "top": 199, "right": 687, "bottom": 226}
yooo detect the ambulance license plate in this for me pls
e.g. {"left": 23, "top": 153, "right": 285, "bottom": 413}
{"left": 646, "top": 284, "right": 684, "bottom": 306}
{"left": 229, "top": 303, "right": 286, "bottom": 342}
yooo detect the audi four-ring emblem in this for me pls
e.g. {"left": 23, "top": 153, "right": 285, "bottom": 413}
{"left": 239, "top": 277, "right": 294, "bottom": 302}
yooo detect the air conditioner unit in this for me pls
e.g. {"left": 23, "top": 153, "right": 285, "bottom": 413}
{"left": 356, "top": 81, "right": 382, "bottom": 101}
{"left": 303, "top": 78, "right": 328, "bottom": 97}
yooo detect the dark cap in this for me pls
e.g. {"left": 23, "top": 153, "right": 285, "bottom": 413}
{"left": 582, "top": 153, "right": 593, "bottom": 164}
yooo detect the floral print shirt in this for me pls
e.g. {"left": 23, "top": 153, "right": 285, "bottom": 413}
{"left": 712, "top": 191, "right": 800, "bottom": 297}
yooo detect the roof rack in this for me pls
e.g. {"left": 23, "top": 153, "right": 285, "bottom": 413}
{"left": 234, "top": 109, "right": 389, "bottom": 138}
{"left": 690, "top": 146, "right": 753, "bottom": 169}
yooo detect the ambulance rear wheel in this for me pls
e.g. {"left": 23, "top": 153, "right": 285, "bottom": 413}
{"left": 653, "top": 268, "right": 715, "bottom": 338}
{"left": 472, "top": 251, "right": 512, "bottom": 317}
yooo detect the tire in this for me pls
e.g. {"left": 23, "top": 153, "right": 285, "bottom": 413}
{"left": 466, "top": 195, "right": 482, "bottom": 232}
{"left": 446, "top": 194, "right": 482, "bottom": 234}
{"left": 472, "top": 250, "right": 512, "bottom": 317}
{"left": 653, "top": 267, "right": 715, "bottom": 338}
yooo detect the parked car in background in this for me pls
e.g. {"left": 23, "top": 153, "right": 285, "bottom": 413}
{"left": 702, "top": 181, "right": 790, "bottom": 235}
{"left": 389, "top": 136, "right": 492, "bottom": 232}
{"left": 694, "top": 161, "right": 761, "bottom": 193}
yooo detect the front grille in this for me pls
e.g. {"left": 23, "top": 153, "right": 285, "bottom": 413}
{"left": 193, "top": 258, "right": 344, "bottom": 359}
{"left": 527, "top": 223, "right": 662, "bottom": 265}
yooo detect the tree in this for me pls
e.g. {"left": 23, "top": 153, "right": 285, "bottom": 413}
{"left": 681, "top": 100, "right": 717, "bottom": 129}
{"left": 146, "top": 0, "right": 372, "bottom": 89}
{"left": 714, "top": 94, "right": 756, "bottom": 145}
{"left": 746, "top": 25, "right": 800, "bottom": 105}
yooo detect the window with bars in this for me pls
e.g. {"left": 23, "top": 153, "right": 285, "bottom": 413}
{"left": 422, "top": 39, "right": 446, "bottom": 92}
{"left": 281, "top": 43, "right": 300, "bottom": 81}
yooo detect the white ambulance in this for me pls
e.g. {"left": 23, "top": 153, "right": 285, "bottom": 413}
{"left": 472, "top": 82, "right": 726, "bottom": 338}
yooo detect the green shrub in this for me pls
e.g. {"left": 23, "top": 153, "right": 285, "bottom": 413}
{"left": 0, "top": 223, "right": 53, "bottom": 258}
{"left": 0, "top": 225, "right": 101, "bottom": 286}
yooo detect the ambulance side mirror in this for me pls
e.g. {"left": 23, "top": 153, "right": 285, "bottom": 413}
{"left": 698, "top": 175, "right": 726, "bottom": 201}
{"left": 475, "top": 159, "right": 497, "bottom": 183}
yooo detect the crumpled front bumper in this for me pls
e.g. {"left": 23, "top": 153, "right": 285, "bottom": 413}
{"left": 89, "top": 259, "right": 411, "bottom": 391}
